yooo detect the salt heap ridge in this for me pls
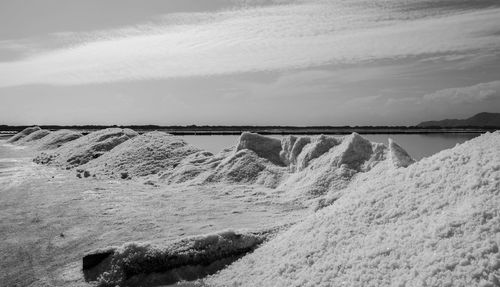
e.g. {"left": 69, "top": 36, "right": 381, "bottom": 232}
{"left": 34, "top": 129, "right": 83, "bottom": 150}
{"left": 162, "top": 132, "right": 414, "bottom": 199}
{"left": 6, "top": 126, "right": 41, "bottom": 143}
{"left": 16, "top": 129, "right": 51, "bottom": 144}
{"left": 208, "top": 131, "right": 500, "bottom": 287}
{"left": 25, "top": 128, "right": 414, "bottom": 203}
{"left": 160, "top": 147, "right": 234, "bottom": 184}
{"left": 83, "top": 229, "right": 275, "bottom": 287}
{"left": 278, "top": 133, "right": 389, "bottom": 198}
{"left": 34, "top": 128, "right": 138, "bottom": 168}
{"left": 80, "top": 131, "right": 202, "bottom": 179}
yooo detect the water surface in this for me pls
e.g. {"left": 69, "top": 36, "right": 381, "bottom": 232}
{"left": 182, "top": 133, "right": 482, "bottom": 160}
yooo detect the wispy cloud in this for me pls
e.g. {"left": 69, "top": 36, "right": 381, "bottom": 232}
{"left": 423, "top": 80, "right": 500, "bottom": 104}
{"left": 0, "top": 1, "right": 499, "bottom": 87}
{"left": 377, "top": 80, "right": 500, "bottom": 122}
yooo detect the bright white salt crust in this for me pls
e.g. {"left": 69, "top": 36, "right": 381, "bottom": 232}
{"left": 26, "top": 128, "right": 415, "bottom": 199}
{"left": 84, "top": 229, "right": 276, "bottom": 286}
{"left": 15, "top": 129, "right": 51, "bottom": 144}
{"left": 162, "top": 132, "right": 414, "bottom": 201}
{"left": 6, "top": 127, "right": 82, "bottom": 150}
{"left": 34, "top": 128, "right": 138, "bottom": 168}
{"left": 158, "top": 132, "right": 291, "bottom": 187}
{"left": 207, "top": 132, "right": 500, "bottom": 287}
{"left": 80, "top": 131, "right": 202, "bottom": 178}
{"left": 34, "top": 129, "right": 83, "bottom": 150}
{"left": 6, "top": 126, "right": 41, "bottom": 143}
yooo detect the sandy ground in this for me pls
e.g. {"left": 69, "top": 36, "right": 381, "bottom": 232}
{"left": 0, "top": 141, "right": 306, "bottom": 287}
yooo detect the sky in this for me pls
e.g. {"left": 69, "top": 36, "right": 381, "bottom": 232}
{"left": 0, "top": 0, "right": 499, "bottom": 126}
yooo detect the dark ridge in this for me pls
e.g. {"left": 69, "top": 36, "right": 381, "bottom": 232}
{"left": 83, "top": 250, "right": 114, "bottom": 270}
{"left": 0, "top": 124, "right": 495, "bottom": 136}
{"left": 82, "top": 229, "right": 276, "bottom": 286}
{"left": 417, "top": 112, "right": 500, "bottom": 128}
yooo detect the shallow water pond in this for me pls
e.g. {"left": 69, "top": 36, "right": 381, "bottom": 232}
{"left": 181, "top": 133, "right": 481, "bottom": 160}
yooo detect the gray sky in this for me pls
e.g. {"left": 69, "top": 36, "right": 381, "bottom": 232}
{"left": 0, "top": 0, "right": 499, "bottom": 126}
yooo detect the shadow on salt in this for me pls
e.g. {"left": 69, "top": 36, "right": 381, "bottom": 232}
{"left": 83, "top": 228, "right": 282, "bottom": 287}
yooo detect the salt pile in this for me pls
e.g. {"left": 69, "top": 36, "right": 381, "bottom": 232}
{"left": 162, "top": 132, "right": 412, "bottom": 197}
{"left": 161, "top": 148, "right": 234, "bottom": 184}
{"left": 208, "top": 131, "right": 500, "bottom": 287}
{"left": 34, "top": 129, "right": 83, "bottom": 150}
{"left": 34, "top": 128, "right": 138, "bottom": 168}
{"left": 15, "top": 129, "right": 51, "bottom": 144}
{"left": 277, "top": 133, "right": 402, "bottom": 199}
{"left": 80, "top": 131, "right": 202, "bottom": 179}
{"left": 83, "top": 229, "right": 274, "bottom": 287}
{"left": 6, "top": 126, "right": 41, "bottom": 143}
{"left": 160, "top": 133, "right": 288, "bottom": 187}
{"left": 29, "top": 130, "right": 414, "bottom": 202}
{"left": 198, "top": 133, "right": 288, "bottom": 187}
{"left": 204, "top": 148, "right": 287, "bottom": 188}
{"left": 237, "top": 132, "right": 284, "bottom": 165}
{"left": 389, "top": 138, "right": 416, "bottom": 168}
{"left": 161, "top": 141, "right": 288, "bottom": 188}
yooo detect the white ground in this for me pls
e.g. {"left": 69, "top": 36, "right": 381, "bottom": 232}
{"left": 0, "top": 141, "right": 305, "bottom": 287}
{"left": 1, "top": 130, "right": 498, "bottom": 287}
{"left": 208, "top": 132, "right": 500, "bottom": 287}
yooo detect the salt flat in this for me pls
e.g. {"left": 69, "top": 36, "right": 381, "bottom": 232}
{"left": 0, "top": 142, "right": 305, "bottom": 286}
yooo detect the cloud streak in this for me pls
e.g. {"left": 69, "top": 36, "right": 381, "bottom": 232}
{"left": 0, "top": 1, "right": 499, "bottom": 87}
{"left": 423, "top": 80, "right": 500, "bottom": 104}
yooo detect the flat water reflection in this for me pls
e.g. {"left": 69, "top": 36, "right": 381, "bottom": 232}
{"left": 181, "top": 133, "right": 482, "bottom": 160}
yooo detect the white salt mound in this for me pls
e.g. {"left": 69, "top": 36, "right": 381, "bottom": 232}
{"left": 204, "top": 149, "right": 287, "bottom": 188}
{"left": 84, "top": 229, "right": 272, "bottom": 287}
{"left": 277, "top": 133, "right": 390, "bottom": 198}
{"left": 389, "top": 138, "right": 415, "bottom": 168}
{"left": 161, "top": 137, "right": 288, "bottom": 188}
{"left": 34, "top": 128, "right": 138, "bottom": 168}
{"left": 16, "top": 129, "right": 51, "bottom": 144}
{"left": 7, "top": 126, "right": 41, "bottom": 143}
{"left": 237, "top": 132, "right": 284, "bottom": 165}
{"left": 161, "top": 148, "right": 233, "bottom": 184}
{"left": 80, "top": 131, "right": 202, "bottom": 178}
{"left": 281, "top": 134, "right": 338, "bottom": 172}
{"left": 280, "top": 135, "right": 311, "bottom": 167}
{"left": 34, "top": 129, "right": 83, "bottom": 150}
{"left": 162, "top": 132, "right": 412, "bottom": 193}
{"left": 208, "top": 131, "right": 500, "bottom": 287}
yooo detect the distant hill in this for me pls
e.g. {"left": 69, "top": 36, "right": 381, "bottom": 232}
{"left": 417, "top": 112, "right": 500, "bottom": 128}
